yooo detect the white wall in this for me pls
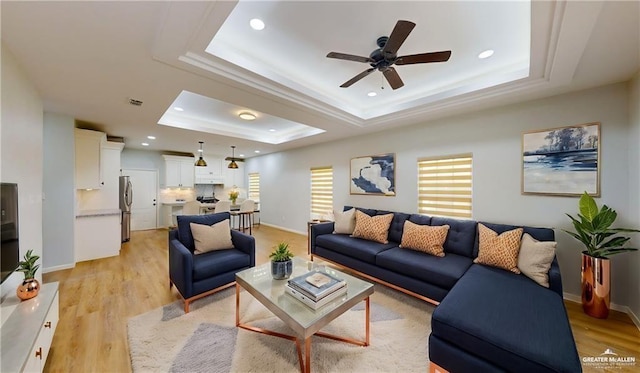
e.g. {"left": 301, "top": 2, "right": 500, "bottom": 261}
{"left": 247, "top": 82, "right": 636, "bottom": 312}
{"left": 42, "top": 112, "right": 75, "bottom": 272}
{"left": 627, "top": 71, "right": 640, "bottom": 320}
{"left": 0, "top": 43, "right": 44, "bottom": 299}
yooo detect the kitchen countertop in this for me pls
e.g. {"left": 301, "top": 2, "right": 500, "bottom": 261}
{"left": 162, "top": 201, "right": 186, "bottom": 206}
{"left": 76, "top": 209, "right": 121, "bottom": 218}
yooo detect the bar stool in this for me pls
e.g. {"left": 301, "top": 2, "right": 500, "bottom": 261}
{"left": 231, "top": 199, "right": 255, "bottom": 234}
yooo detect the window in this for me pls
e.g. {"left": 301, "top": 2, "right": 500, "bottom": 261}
{"left": 310, "top": 166, "right": 333, "bottom": 218}
{"left": 418, "top": 154, "right": 472, "bottom": 218}
{"left": 248, "top": 173, "right": 260, "bottom": 202}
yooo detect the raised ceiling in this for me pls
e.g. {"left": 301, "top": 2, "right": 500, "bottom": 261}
{"left": 1, "top": 1, "right": 638, "bottom": 158}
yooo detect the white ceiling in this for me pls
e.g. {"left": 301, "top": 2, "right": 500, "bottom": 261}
{"left": 1, "top": 1, "right": 638, "bottom": 159}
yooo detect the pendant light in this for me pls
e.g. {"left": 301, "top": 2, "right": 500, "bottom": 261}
{"left": 195, "top": 141, "right": 207, "bottom": 167}
{"left": 228, "top": 145, "right": 238, "bottom": 169}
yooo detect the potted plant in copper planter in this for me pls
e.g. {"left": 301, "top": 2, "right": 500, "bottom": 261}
{"left": 564, "top": 192, "right": 639, "bottom": 318}
{"left": 269, "top": 242, "right": 294, "bottom": 280}
{"left": 16, "top": 249, "right": 41, "bottom": 301}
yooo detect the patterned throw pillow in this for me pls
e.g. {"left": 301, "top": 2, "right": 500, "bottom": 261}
{"left": 333, "top": 208, "right": 356, "bottom": 234}
{"left": 399, "top": 221, "right": 450, "bottom": 257}
{"left": 351, "top": 210, "right": 394, "bottom": 244}
{"left": 518, "top": 233, "right": 557, "bottom": 287}
{"left": 190, "top": 219, "right": 234, "bottom": 255}
{"left": 474, "top": 223, "right": 523, "bottom": 273}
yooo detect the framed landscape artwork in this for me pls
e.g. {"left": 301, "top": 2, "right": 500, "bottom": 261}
{"left": 350, "top": 153, "right": 396, "bottom": 196}
{"left": 522, "top": 122, "right": 600, "bottom": 197}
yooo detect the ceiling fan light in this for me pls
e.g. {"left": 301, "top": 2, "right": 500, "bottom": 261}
{"left": 239, "top": 112, "right": 256, "bottom": 121}
{"left": 228, "top": 160, "right": 238, "bottom": 169}
{"left": 195, "top": 141, "right": 207, "bottom": 167}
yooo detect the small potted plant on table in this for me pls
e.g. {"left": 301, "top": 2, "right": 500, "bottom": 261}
{"left": 16, "top": 249, "right": 41, "bottom": 301}
{"left": 270, "top": 242, "right": 294, "bottom": 280}
{"left": 564, "top": 192, "right": 639, "bottom": 318}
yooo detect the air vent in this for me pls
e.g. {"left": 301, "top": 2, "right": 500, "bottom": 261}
{"left": 128, "top": 98, "right": 143, "bottom": 106}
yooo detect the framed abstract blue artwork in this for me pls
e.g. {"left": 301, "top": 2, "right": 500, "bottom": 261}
{"left": 522, "top": 122, "right": 600, "bottom": 197}
{"left": 350, "top": 153, "right": 396, "bottom": 196}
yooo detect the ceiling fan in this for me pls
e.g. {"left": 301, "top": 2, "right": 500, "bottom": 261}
{"left": 326, "top": 20, "right": 451, "bottom": 90}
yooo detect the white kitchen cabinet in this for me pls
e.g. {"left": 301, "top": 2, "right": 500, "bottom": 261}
{"left": 195, "top": 157, "right": 224, "bottom": 184}
{"left": 223, "top": 161, "right": 244, "bottom": 188}
{"left": 100, "top": 142, "right": 125, "bottom": 208}
{"left": 163, "top": 155, "right": 195, "bottom": 188}
{"left": 1, "top": 282, "right": 59, "bottom": 373}
{"left": 75, "top": 211, "right": 121, "bottom": 262}
{"left": 75, "top": 129, "right": 106, "bottom": 189}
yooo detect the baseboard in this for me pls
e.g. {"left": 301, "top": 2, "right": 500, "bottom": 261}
{"left": 42, "top": 263, "right": 75, "bottom": 274}
{"left": 564, "top": 292, "right": 640, "bottom": 331}
{"left": 260, "top": 222, "right": 306, "bottom": 236}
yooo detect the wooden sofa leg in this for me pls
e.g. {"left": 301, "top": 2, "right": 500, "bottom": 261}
{"left": 429, "top": 362, "right": 449, "bottom": 373}
{"left": 184, "top": 300, "right": 190, "bottom": 314}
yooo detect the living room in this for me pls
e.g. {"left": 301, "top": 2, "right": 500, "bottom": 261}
{"left": 1, "top": 1, "right": 639, "bottom": 372}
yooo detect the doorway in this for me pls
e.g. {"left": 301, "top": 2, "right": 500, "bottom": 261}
{"left": 122, "top": 169, "right": 158, "bottom": 230}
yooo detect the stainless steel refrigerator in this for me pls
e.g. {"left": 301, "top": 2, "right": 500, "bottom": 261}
{"left": 119, "top": 176, "right": 133, "bottom": 242}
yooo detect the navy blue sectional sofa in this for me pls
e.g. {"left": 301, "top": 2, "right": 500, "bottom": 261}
{"left": 310, "top": 207, "right": 581, "bottom": 373}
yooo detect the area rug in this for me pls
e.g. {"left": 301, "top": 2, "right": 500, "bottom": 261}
{"left": 128, "top": 284, "right": 433, "bottom": 373}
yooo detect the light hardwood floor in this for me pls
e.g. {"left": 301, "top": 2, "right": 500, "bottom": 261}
{"left": 43, "top": 225, "right": 639, "bottom": 372}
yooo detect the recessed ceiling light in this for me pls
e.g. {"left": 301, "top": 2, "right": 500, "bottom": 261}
{"left": 478, "top": 49, "right": 494, "bottom": 59}
{"left": 367, "top": 91, "right": 377, "bottom": 97}
{"left": 249, "top": 18, "right": 265, "bottom": 31}
{"left": 147, "top": 135, "right": 156, "bottom": 140}
{"left": 174, "top": 107, "right": 184, "bottom": 112}
{"left": 197, "top": 148, "right": 203, "bottom": 153}
{"left": 239, "top": 112, "right": 256, "bottom": 121}
{"left": 254, "top": 150, "right": 260, "bottom": 154}
{"left": 239, "top": 154, "right": 245, "bottom": 157}
{"left": 269, "top": 128, "right": 276, "bottom": 132}
{"left": 141, "top": 142, "right": 149, "bottom": 146}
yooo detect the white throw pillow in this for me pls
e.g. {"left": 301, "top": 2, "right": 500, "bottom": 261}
{"left": 333, "top": 208, "right": 356, "bottom": 234}
{"left": 517, "top": 233, "right": 557, "bottom": 288}
{"left": 190, "top": 219, "right": 234, "bottom": 255}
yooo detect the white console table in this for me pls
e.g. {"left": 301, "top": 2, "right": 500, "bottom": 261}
{"left": 1, "top": 282, "right": 59, "bottom": 372}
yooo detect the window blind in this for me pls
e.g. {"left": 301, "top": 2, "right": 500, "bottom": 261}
{"left": 418, "top": 154, "right": 472, "bottom": 218}
{"left": 310, "top": 166, "right": 333, "bottom": 216}
{"left": 248, "top": 173, "right": 260, "bottom": 202}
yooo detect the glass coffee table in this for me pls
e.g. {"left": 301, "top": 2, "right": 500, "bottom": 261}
{"left": 235, "top": 257, "right": 374, "bottom": 373}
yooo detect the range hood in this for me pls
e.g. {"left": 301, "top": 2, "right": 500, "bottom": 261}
{"left": 195, "top": 176, "right": 224, "bottom": 185}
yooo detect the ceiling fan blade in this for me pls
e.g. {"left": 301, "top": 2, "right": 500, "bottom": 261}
{"left": 327, "top": 52, "right": 374, "bottom": 64}
{"left": 383, "top": 67, "right": 404, "bottom": 90}
{"left": 381, "top": 20, "right": 416, "bottom": 56}
{"left": 396, "top": 51, "right": 452, "bottom": 65}
{"left": 340, "top": 68, "right": 376, "bottom": 88}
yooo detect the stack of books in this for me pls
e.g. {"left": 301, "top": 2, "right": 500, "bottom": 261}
{"left": 285, "top": 270, "right": 347, "bottom": 310}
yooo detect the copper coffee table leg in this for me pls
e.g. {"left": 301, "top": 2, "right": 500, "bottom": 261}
{"left": 304, "top": 337, "right": 311, "bottom": 373}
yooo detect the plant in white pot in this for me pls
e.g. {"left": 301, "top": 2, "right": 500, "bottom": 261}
{"left": 269, "top": 242, "right": 294, "bottom": 280}
{"left": 564, "top": 192, "right": 639, "bottom": 318}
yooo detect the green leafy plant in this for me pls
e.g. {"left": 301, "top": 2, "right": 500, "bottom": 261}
{"left": 17, "top": 250, "right": 40, "bottom": 279}
{"left": 269, "top": 242, "right": 293, "bottom": 262}
{"left": 564, "top": 192, "right": 639, "bottom": 258}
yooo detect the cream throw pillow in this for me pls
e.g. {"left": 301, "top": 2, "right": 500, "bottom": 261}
{"left": 474, "top": 223, "right": 523, "bottom": 273}
{"left": 517, "top": 233, "right": 557, "bottom": 288}
{"left": 351, "top": 210, "right": 393, "bottom": 244}
{"left": 333, "top": 208, "right": 356, "bottom": 234}
{"left": 400, "top": 221, "right": 450, "bottom": 257}
{"left": 190, "top": 220, "right": 234, "bottom": 255}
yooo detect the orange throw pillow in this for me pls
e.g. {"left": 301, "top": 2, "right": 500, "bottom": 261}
{"left": 400, "top": 221, "right": 449, "bottom": 257}
{"left": 351, "top": 210, "right": 394, "bottom": 244}
{"left": 474, "top": 223, "right": 523, "bottom": 273}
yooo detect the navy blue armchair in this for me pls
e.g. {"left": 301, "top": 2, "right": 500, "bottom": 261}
{"left": 169, "top": 212, "right": 255, "bottom": 313}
